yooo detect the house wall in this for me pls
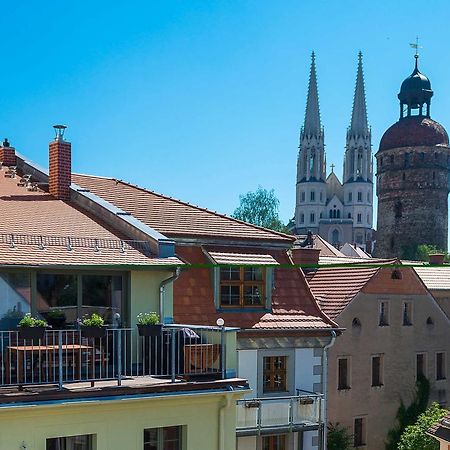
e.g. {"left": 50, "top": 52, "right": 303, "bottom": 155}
{"left": 0, "top": 391, "right": 243, "bottom": 450}
{"left": 328, "top": 273, "right": 450, "bottom": 449}
{"left": 129, "top": 270, "right": 174, "bottom": 327}
{"left": 430, "top": 290, "right": 450, "bottom": 320}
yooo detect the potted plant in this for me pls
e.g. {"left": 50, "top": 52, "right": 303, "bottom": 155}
{"left": 137, "top": 312, "right": 162, "bottom": 337}
{"left": 44, "top": 309, "right": 67, "bottom": 329}
{"left": 80, "top": 313, "right": 106, "bottom": 338}
{"left": 18, "top": 313, "right": 48, "bottom": 340}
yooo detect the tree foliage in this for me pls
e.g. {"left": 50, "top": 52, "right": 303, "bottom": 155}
{"left": 232, "top": 187, "right": 289, "bottom": 233}
{"left": 385, "top": 376, "right": 430, "bottom": 450}
{"left": 398, "top": 402, "right": 448, "bottom": 450}
{"left": 416, "top": 244, "right": 449, "bottom": 263}
{"left": 327, "top": 422, "right": 353, "bottom": 450}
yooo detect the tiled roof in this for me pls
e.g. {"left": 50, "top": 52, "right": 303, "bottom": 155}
{"left": 206, "top": 252, "right": 279, "bottom": 266}
{"left": 0, "top": 167, "right": 180, "bottom": 267}
{"left": 72, "top": 174, "right": 293, "bottom": 244}
{"left": 428, "top": 413, "right": 450, "bottom": 443}
{"left": 173, "top": 246, "right": 337, "bottom": 331}
{"left": 414, "top": 267, "right": 450, "bottom": 290}
{"left": 318, "top": 256, "right": 396, "bottom": 266}
{"left": 305, "top": 266, "right": 380, "bottom": 319}
{"left": 294, "top": 234, "right": 344, "bottom": 257}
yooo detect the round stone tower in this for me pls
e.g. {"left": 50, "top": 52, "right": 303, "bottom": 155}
{"left": 375, "top": 55, "right": 450, "bottom": 259}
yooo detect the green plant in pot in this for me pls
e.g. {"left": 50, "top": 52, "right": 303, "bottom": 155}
{"left": 80, "top": 313, "right": 106, "bottom": 338}
{"left": 137, "top": 312, "right": 162, "bottom": 337}
{"left": 18, "top": 313, "right": 48, "bottom": 340}
{"left": 44, "top": 309, "right": 67, "bottom": 329}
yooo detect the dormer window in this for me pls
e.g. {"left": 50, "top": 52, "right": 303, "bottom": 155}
{"left": 220, "top": 267, "right": 265, "bottom": 307}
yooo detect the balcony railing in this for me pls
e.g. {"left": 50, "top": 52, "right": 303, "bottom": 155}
{"left": 236, "top": 391, "right": 323, "bottom": 435}
{"left": 0, "top": 324, "right": 227, "bottom": 389}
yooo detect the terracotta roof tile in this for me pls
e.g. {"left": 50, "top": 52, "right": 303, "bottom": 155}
{"left": 173, "top": 246, "right": 337, "bottom": 331}
{"left": 305, "top": 266, "right": 380, "bottom": 319}
{"left": 414, "top": 267, "right": 450, "bottom": 290}
{"left": 206, "top": 252, "right": 279, "bottom": 265}
{"left": 0, "top": 167, "right": 179, "bottom": 267}
{"left": 72, "top": 174, "right": 293, "bottom": 243}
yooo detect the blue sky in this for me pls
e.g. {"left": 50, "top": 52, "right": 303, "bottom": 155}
{"left": 2, "top": 0, "right": 450, "bottom": 226}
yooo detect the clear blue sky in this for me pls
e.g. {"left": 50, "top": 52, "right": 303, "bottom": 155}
{"left": 2, "top": 0, "right": 450, "bottom": 227}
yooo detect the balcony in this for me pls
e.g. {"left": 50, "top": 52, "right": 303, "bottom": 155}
{"left": 0, "top": 324, "right": 229, "bottom": 390}
{"left": 236, "top": 391, "right": 323, "bottom": 436}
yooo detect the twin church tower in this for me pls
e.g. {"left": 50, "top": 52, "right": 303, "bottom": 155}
{"left": 294, "top": 52, "right": 373, "bottom": 251}
{"left": 294, "top": 51, "right": 450, "bottom": 258}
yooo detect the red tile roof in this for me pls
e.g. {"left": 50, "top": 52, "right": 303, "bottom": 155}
{"left": 0, "top": 167, "right": 180, "bottom": 267}
{"left": 173, "top": 246, "right": 337, "bottom": 331}
{"left": 305, "top": 266, "right": 380, "bottom": 319}
{"left": 206, "top": 252, "right": 279, "bottom": 265}
{"left": 72, "top": 174, "right": 293, "bottom": 244}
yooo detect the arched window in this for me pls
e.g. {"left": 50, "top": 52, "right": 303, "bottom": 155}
{"left": 332, "top": 229, "right": 339, "bottom": 245}
{"left": 329, "top": 210, "right": 333, "bottom": 218}
{"left": 348, "top": 213, "right": 351, "bottom": 219}
{"left": 337, "top": 210, "right": 341, "bottom": 218}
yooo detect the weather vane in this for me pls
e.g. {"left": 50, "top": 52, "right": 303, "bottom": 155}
{"left": 409, "top": 36, "right": 421, "bottom": 58}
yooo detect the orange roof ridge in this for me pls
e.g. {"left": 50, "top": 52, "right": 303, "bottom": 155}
{"left": 74, "top": 173, "right": 294, "bottom": 242}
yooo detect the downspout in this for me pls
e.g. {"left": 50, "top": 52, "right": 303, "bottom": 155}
{"left": 219, "top": 388, "right": 233, "bottom": 450}
{"left": 159, "top": 267, "right": 181, "bottom": 324}
{"left": 322, "top": 330, "right": 337, "bottom": 450}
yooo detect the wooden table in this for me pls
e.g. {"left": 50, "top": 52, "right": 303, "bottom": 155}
{"left": 4, "top": 344, "right": 95, "bottom": 384}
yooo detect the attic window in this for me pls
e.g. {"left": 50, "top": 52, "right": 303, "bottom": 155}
{"left": 426, "top": 316, "right": 434, "bottom": 326}
{"left": 391, "top": 269, "right": 402, "bottom": 280}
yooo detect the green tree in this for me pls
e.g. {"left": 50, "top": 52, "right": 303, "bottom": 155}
{"left": 415, "top": 244, "right": 449, "bottom": 262}
{"left": 385, "top": 376, "right": 430, "bottom": 450}
{"left": 398, "top": 402, "right": 448, "bottom": 450}
{"left": 327, "top": 422, "right": 353, "bottom": 450}
{"left": 232, "top": 187, "right": 289, "bottom": 233}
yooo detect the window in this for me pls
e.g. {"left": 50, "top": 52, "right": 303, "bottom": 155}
{"left": 263, "top": 356, "right": 287, "bottom": 392}
{"left": 437, "top": 352, "right": 446, "bottom": 380}
{"left": 300, "top": 213, "right": 304, "bottom": 223}
{"left": 310, "top": 191, "right": 315, "bottom": 201}
{"left": 47, "top": 434, "right": 94, "bottom": 450}
{"left": 36, "top": 273, "right": 124, "bottom": 325}
{"left": 357, "top": 191, "right": 362, "bottom": 202}
{"left": 390, "top": 155, "right": 394, "bottom": 164}
{"left": 354, "top": 418, "right": 366, "bottom": 447}
{"left": 416, "top": 353, "right": 426, "bottom": 379}
{"left": 379, "top": 301, "right": 389, "bottom": 326}
{"left": 404, "top": 153, "right": 410, "bottom": 167}
{"left": 347, "top": 213, "right": 351, "bottom": 219}
{"left": 403, "top": 302, "right": 412, "bottom": 326}
{"left": 348, "top": 192, "right": 353, "bottom": 202}
{"left": 301, "top": 191, "right": 305, "bottom": 202}
{"left": 144, "top": 426, "right": 182, "bottom": 450}
{"left": 220, "top": 267, "right": 265, "bottom": 308}
{"left": 320, "top": 191, "right": 323, "bottom": 202}
{"left": 262, "top": 435, "right": 286, "bottom": 450}
{"left": 371, "top": 355, "right": 383, "bottom": 387}
{"left": 357, "top": 213, "right": 362, "bottom": 223}
{"left": 0, "top": 273, "right": 31, "bottom": 330}
{"left": 367, "top": 192, "right": 371, "bottom": 203}
{"left": 338, "top": 357, "right": 350, "bottom": 390}
{"left": 402, "top": 172, "right": 406, "bottom": 181}
{"left": 367, "top": 214, "right": 370, "bottom": 225}
{"left": 310, "top": 213, "right": 315, "bottom": 224}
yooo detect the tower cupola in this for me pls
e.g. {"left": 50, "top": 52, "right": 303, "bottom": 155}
{"left": 398, "top": 55, "right": 433, "bottom": 118}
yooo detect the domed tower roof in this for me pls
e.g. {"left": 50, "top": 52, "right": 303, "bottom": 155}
{"left": 379, "top": 116, "right": 448, "bottom": 152}
{"left": 398, "top": 54, "right": 433, "bottom": 111}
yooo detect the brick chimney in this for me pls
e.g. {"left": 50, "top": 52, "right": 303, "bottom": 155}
{"left": 429, "top": 253, "right": 445, "bottom": 265}
{"left": 0, "top": 138, "right": 16, "bottom": 166}
{"left": 291, "top": 247, "right": 321, "bottom": 266}
{"left": 49, "top": 125, "right": 71, "bottom": 200}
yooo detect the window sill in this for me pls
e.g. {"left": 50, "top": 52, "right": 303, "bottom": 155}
{"left": 371, "top": 384, "right": 384, "bottom": 388}
{"left": 337, "top": 387, "right": 351, "bottom": 392}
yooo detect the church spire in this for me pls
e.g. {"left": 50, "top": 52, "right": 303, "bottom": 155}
{"left": 303, "top": 52, "right": 321, "bottom": 136}
{"left": 349, "top": 51, "right": 369, "bottom": 137}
